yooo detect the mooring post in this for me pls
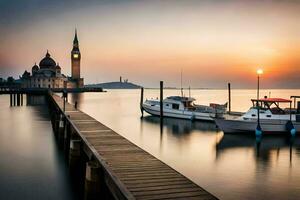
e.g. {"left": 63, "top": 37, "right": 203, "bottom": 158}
{"left": 21, "top": 93, "right": 23, "bottom": 106}
{"left": 64, "top": 115, "right": 71, "bottom": 156}
{"left": 13, "top": 93, "right": 16, "bottom": 106}
{"left": 69, "top": 138, "right": 87, "bottom": 192}
{"left": 84, "top": 160, "right": 102, "bottom": 200}
{"left": 58, "top": 114, "right": 65, "bottom": 147}
{"left": 17, "top": 93, "right": 20, "bottom": 106}
{"left": 54, "top": 111, "right": 60, "bottom": 136}
{"left": 69, "top": 139, "right": 82, "bottom": 168}
{"left": 160, "top": 81, "right": 164, "bottom": 119}
{"left": 140, "top": 87, "right": 144, "bottom": 117}
{"left": 10, "top": 93, "right": 12, "bottom": 106}
{"left": 228, "top": 83, "right": 231, "bottom": 114}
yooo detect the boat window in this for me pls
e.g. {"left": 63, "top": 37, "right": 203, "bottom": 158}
{"left": 251, "top": 114, "right": 256, "bottom": 117}
{"left": 172, "top": 104, "right": 180, "bottom": 110}
{"left": 166, "top": 104, "right": 169, "bottom": 106}
{"left": 266, "top": 115, "right": 271, "bottom": 117}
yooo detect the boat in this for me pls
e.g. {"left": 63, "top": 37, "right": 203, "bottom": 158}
{"left": 142, "top": 96, "right": 227, "bottom": 121}
{"left": 215, "top": 98, "right": 300, "bottom": 134}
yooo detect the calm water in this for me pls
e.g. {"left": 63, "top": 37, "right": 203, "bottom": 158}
{"left": 68, "top": 89, "right": 300, "bottom": 200}
{"left": 0, "top": 95, "right": 79, "bottom": 200}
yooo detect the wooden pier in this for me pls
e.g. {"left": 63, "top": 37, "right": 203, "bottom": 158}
{"left": 48, "top": 93, "right": 218, "bottom": 200}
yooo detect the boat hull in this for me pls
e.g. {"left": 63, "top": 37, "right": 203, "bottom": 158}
{"left": 142, "top": 104, "right": 215, "bottom": 121}
{"left": 215, "top": 118, "right": 300, "bottom": 134}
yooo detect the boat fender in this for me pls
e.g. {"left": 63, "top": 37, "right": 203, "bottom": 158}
{"left": 255, "top": 124, "right": 262, "bottom": 136}
{"left": 286, "top": 120, "right": 296, "bottom": 136}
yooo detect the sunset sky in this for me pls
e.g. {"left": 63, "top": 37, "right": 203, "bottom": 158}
{"left": 0, "top": 0, "right": 300, "bottom": 88}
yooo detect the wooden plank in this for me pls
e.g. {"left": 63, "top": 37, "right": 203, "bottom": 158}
{"left": 129, "top": 183, "right": 198, "bottom": 192}
{"left": 50, "top": 94, "right": 218, "bottom": 200}
{"left": 125, "top": 180, "right": 193, "bottom": 189}
{"left": 135, "top": 191, "right": 212, "bottom": 200}
{"left": 133, "top": 187, "right": 202, "bottom": 196}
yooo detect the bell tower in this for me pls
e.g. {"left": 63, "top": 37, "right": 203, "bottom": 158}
{"left": 71, "top": 29, "right": 81, "bottom": 79}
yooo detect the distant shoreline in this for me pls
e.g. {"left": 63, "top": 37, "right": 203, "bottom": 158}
{"left": 85, "top": 81, "right": 142, "bottom": 89}
{"left": 84, "top": 83, "right": 298, "bottom": 90}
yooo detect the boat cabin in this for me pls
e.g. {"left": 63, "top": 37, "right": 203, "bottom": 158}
{"left": 165, "top": 96, "right": 196, "bottom": 111}
{"left": 251, "top": 98, "right": 293, "bottom": 115}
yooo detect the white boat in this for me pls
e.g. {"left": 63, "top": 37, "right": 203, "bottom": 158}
{"left": 215, "top": 98, "right": 300, "bottom": 134}
{"left": 142, "top": 96, "right": 227, "bottom": 121}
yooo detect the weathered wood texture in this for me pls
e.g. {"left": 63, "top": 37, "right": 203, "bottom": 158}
{"left": 51, "top": 94, "right": 218, "bottom": 200}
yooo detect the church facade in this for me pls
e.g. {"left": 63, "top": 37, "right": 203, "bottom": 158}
{"left": 21, "top": 30, "right": 84, "bottom": 89}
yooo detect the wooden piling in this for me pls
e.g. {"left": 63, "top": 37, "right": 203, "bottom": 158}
{"left": 84, "top": 160, "right": 101, "bottom": 200}
{"left": 58, "top": 115, "right": 65, "bottom": 147}
{"left": 160, "top": 81, "right": 163, "bottom": 119}
{"left": 228, "top": 83, "right": 231, "bottom": 114}
{"left": 64, "top": 116, "right": 71, "bottom": 157}
{"left": 17, "top": 93, "right": 20, "bottom": 106}
{"left": 13, "top": 93, "right": 16, "bottom": 106}
{"left": 140, "top": 87, "right": 144, "bottom": 117}
{"left": 10, "top": 93, "right": 12, "bottom": 106}
{"left": 69, "top": 139, "right": 82, "bottom": 167}
{"left": 21, "top": 94, "right": 23, "bottom": 106}
{"left": 54, "top": 111, "right": 60, "bottom": 137}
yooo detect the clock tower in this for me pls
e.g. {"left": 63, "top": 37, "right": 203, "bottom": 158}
{"left": 71, "top": 29, "right": 81, "bottom": 80}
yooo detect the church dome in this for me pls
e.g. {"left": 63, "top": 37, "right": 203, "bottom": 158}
{"left": 55, "top": 63, "right": 61, "bottom": 69}
{"left": 32, "top": 63, "right": 39, "bottom": 71}
{"left": 39, "top": 51, "right": 56, "bottom": 69}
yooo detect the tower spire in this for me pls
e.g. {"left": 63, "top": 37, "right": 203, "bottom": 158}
{"left": 73, "top": 28, "right": 78, "bottom": 45}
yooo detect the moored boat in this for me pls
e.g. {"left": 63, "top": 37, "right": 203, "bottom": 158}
{"left": 215, "top": 98, "right": 300, "bottom": 134}
{"left": 142, "top": 96, "right": 227, "bottom": 121}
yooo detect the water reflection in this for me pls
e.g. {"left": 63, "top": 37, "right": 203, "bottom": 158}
{"left": 142, "top": 116, "right": 218, "bottom": 136}
{"left": 216, "top": 134, "right": 300, "bottom": 162}
{"left": 0, "top": 95, "right": 79, "bottom": 200}
{"left": 67, "top": 90, "right": 300, "bottom": 200}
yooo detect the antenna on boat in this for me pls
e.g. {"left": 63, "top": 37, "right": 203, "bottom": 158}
{"left": 189, "top": 86, "right": 191, "bottom": 98}
{"left": 180, "top": 69, "right": 183, "bottom": 97}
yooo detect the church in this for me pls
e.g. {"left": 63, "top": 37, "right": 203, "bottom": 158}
{"left": 21, "top": 30, "right": 84, "bottom": 89}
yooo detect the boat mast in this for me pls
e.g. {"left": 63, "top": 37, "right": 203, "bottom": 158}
{"left": 181, "top": 69, "right": 183, "bottom": 97}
